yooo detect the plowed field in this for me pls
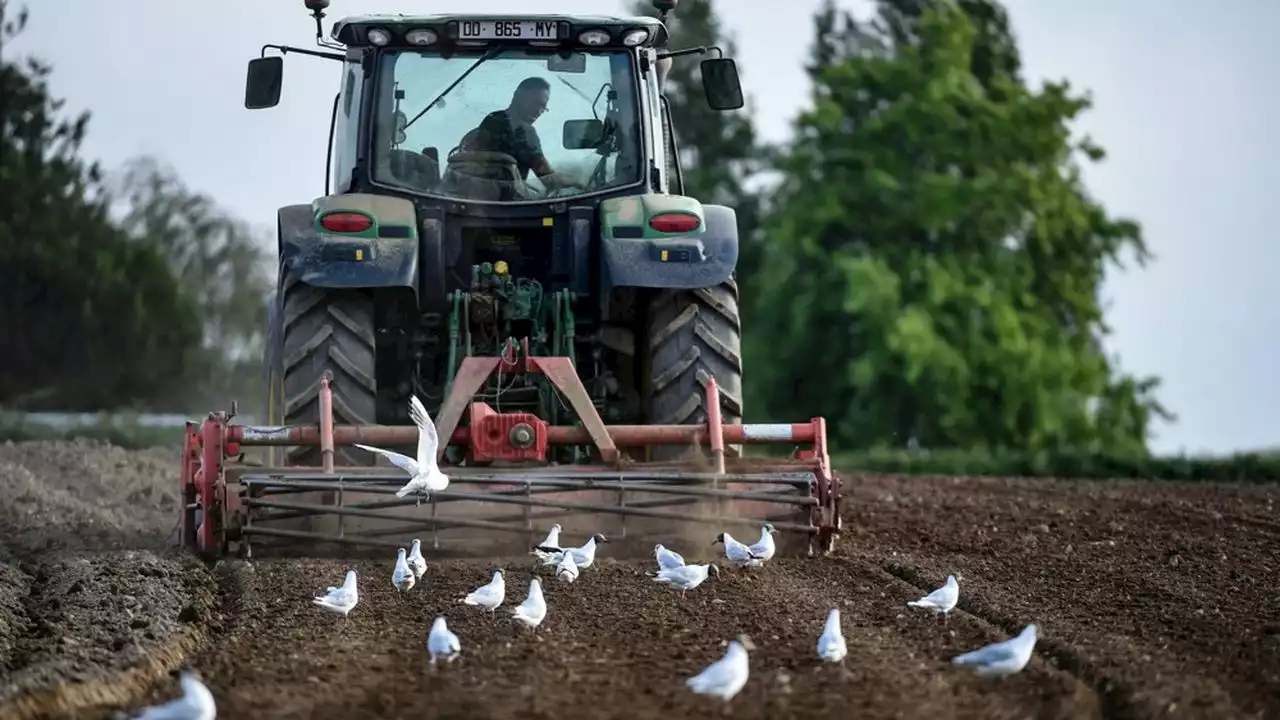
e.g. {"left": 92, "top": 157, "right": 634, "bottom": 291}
{"left": 0, "top": 440, "right": 1276, "bottom": 719}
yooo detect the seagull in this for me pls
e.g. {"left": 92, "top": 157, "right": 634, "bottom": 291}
{"left": 556, "top": 548, "right": 579, "bottom": 584}
{"left": 652, "top": 563, "right": 719, "bottom": 598}
{"left": 816, "top": 606, "right": 847, "bottom": 663}
{"left": 537, "top": 533, "right": 610, "bottom": 570}
{"left": 511, "top": 576, "right": 547, "bottom": 630}
{"left": 685, "top": 635, "right": 755, "bottom": 703}
{"left": 907, "top": 574, "right": 959, "bottom": 624}
{"left": 426, "top": 616, "right": 462, "bottom": 667}
{"left": 952, "top": 623, "right": 1038, "bottom": 677}
{"left": 461, "top": 569, "right": 505, "bottom": 613}
{"left": 745, "top": 523, "right": 778, "bottom": 565}
{"left": 531, "top": 523, "right": 563, "bottom": 563}
{"left": 392, "top": 548, "right": 416, "bottom": 593}
{"left": 129, "top": 668, "right": 216, "bottom": 720}
{"left": 354, "top": 395, "right": 450, "bottom": 504}
{"left": 312, "top": 569, "right": 359, "bottom": 618}
{"left": 407, "top": 538, "right": 428, "bottom": 580}
{"left": 654, "top": 543, "right": 686, "bottom": 571}
{"left": 712, "top": 532, "right": 761, "bottom": 569}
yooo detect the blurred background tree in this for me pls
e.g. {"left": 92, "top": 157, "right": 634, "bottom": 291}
{"left": 0, "top": 1, "right": 202, "bottom": 411}
{"left": 111, "top": 156, "right": 272, "bottom": 415}
{"left": 745, "top": 0, "right": 1170, "bottom": 455}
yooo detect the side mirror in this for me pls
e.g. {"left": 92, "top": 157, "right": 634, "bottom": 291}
{"left": 562, "top": 119, "right": 604, "bottom": 149}
{"left": 547, "top": 53, "right": 587, "bottom": 74}
{"left": 652, "top": 0, "right": 678, "bottom": 11}
{"left": 700, "top": 58, "right": 744, "bottom": 111}
{"left": 245, "top": 56, "right": 284, "bottom": 110}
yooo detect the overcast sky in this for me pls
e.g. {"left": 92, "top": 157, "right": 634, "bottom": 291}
{"left": 13, "top": 1, "right": 1277, "bottom": 455}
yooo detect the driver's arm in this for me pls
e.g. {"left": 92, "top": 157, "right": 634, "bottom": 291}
{"left": 516, "top": 126, "right": 580, "bottom": 189}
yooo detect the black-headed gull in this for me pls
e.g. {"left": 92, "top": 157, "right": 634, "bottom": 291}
{"left": 511, "top": 577, "right": 547, "bottom": 630}
{"left": 685, "top": 635, "right": 755, "bottom": 702}
{"left": 426, "top": 616, "right": 461, "bottom": 666}
{"left": 556, "top": 548, "right": 579, "bottom": 583}
{"left": 312, "top": 569, "right": 359, "bottom": 618}
{"left": 952, "top": 623, "right": 1038, "bottom": 677}
{"left": 392, "top": 548, "right": 415, "bottom": 593}
{"left": 129, "top": 668, "right": 216, "bottom": 719}
{"left": 654, "top": 543, "right": 686, "bottom": 571}
{"left": 652, "top": 562, "right": 719, "bottom": 598}
{"left": 538, "top": 533, "right": 610, "bottom": 569}
{"left": 712, "top": 532, "right": 760, "bottom": 568}
{"left": 816, "top": 606, "right": 847, "bottom": 663}
{"left": 355, "top": 395, "right": 449, "bottom": 504}
{"left": 907, "top": 574, "right": 959, "bottom": 623}
{"left": 745, "top": 523, "right": 778, "bottom": 565}
{"left": 530, "top": 523, "right": 563, "bottom": 563}
{"left": 407, "top": 538, "right": 428, "bottom": 579}
{"left": 461, "top": 569, "right": 505, "bottom": 613}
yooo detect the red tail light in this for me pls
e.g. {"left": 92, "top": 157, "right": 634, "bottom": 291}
{"left": 320, "top": 212, "right": 373, "bottom": 234}
{"left": 648, "top": 212, "right": 700, "bottom": 234}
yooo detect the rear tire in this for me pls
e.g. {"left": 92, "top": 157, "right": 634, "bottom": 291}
{"left": 280, "top": 267, "right": 377, "bottom": 467}
{"left": 645, "top": 277, "right": 744, "bottom": 461}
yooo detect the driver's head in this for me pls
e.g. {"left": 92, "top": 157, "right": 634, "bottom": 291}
{"left": 510, "top": 77, "right": 551, "bottom": 122}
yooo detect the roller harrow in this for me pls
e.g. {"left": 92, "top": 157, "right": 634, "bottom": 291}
{"left": 178, "top": 347, "right": 842, "bottom": 559}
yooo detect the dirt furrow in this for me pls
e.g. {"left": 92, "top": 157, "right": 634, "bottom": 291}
{"left": 877, "top": 559, "right": 1131, "bottom": 718}
{"left": 2, "top": 441, "right": 1279, "bottom": 719}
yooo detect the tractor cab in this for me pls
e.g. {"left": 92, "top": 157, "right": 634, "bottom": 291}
{"left": 245, "top": 1, "right": 744, "bottom": 205}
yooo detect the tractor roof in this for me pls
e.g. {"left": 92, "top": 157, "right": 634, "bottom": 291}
{"left": 331, "top": 14, "right": 668, "bottom": 48}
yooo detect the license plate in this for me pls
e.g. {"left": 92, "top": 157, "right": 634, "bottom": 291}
{"left": 457, "top": 20, "right": 561, "bottom": 41}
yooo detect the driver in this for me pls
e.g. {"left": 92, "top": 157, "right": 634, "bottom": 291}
{"left": 462, "top": 76, "right": 582, "bottom": 191}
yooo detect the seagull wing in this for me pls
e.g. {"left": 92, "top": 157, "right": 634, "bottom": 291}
{"left": 354, "top": 443, "right": 420, "bottom": 476}
{"left": 409, "top": 395, "right": 440, "bottom": 470}
{"left": 952, "top": 638, "right": 1019, "bottom": 666}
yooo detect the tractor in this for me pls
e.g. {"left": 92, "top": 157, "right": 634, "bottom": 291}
{"left": 177, "top": 0, "right": 840, "bottom": 560}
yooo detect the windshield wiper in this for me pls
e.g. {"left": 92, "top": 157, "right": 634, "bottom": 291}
{"left": 403, "top": 46, "right": 503, "bottom": 132}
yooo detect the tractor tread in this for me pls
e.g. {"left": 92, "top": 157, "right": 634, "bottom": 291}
{"left": 279, "top": 269, "right": 377, "bottom": 467}
{"left": 646, "top": 279, "right": 744, "bottom": 460}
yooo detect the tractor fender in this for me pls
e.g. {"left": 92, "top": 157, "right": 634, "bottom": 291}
{"left": 600, "top": 202, "right": 738, "bottom": 290}
{"left": 277, "top": 194, "right": 420, "bottom": 300}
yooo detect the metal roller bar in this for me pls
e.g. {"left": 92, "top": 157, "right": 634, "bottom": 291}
{"left": 245, "top": 499, "right": 533, "bottom": 533}
{"left": 250, "top": 489, "right": 707, "bottom": 526}
{"left": 243, "top": 496, "right": 816, "bottom": 533}
{"left": 232, "top": 420, "right": 820, "bottom": 448}
{"left": 240, "top": 478, "right": 815, "bottom": 505}
{"left": 240, "top": 470, "right": 816, "bottom": 488}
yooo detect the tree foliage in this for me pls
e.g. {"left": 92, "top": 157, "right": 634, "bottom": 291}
{"left": 747, "top": 0, "right": 1169, "bottom": 454}
{"left": 0, "top": 1, "right": 202, "bottom": 410}
{"left": 112, "top": 156, "right": 273, "bottom": 413}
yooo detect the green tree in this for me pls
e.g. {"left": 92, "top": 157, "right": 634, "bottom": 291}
{"left": 0, "top": 1, "right": 202, "bottom": 410}
{"left": 748, "top": 0, "right": 1169, "bottom": 455}
{"left": 112, "top": 156, "right": 273, "bottom": 414}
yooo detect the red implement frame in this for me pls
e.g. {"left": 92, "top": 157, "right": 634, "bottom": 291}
{"left": 179, "top": 342, "right": 841, "bottom": 559}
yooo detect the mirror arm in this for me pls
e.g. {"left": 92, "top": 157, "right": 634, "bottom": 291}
{"left": 657, "top": 45, "right": 724, "bottom": 61}
{"left": 260, "top": 43, "right": 345, "bottom": 62}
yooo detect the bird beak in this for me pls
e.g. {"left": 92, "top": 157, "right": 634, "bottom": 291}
{"left": 738, "top": 635, "right": 756, "bottom": 651}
